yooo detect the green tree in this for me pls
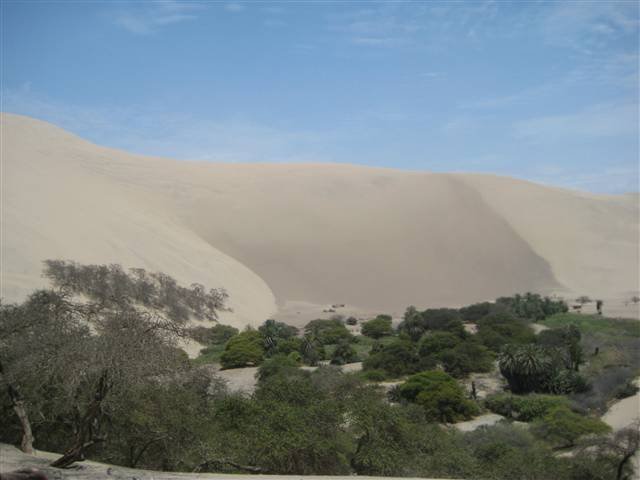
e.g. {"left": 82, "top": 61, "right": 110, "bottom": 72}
{"left": 221, "top": 330, "right": 265, "bottom": 368}
{"left": 257, "top": 353, "right": 301, "bottom": 382}
{"left": 398, "top": 371, "right": 479, "bottom": 423}
{"left": 330, "top": 341, "right": 359, "bottom": 365}
{"left": 363, "top": 339, "right": 418, "bottom": 378}
{"left": 304, "top": 318, "right": 353, "bottom": 345}
{"left": 361, "top": 315, "right": 393, "bottom": 339}
{"left": 189, "top": 324, "right": 238, "bottom": 345}
{"left": 498, "top": 345, "right": 552, "bottom": 394}
{"left": 3, "top": 260, "right": 227, "bottom": 468}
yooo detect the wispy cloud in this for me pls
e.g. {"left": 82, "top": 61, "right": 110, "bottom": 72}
{"left": 113, "top": 1, "right": 204, "bottom": 35}
{"left": 514, "top": 102, "right": 638, "bottom": 140}
{"left": 542, "top": 1, "right": 639, "bottom": 53}
{"left": 224, "top": 3, "right": 245, "bottom": 13}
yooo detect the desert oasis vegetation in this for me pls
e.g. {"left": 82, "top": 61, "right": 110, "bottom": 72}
{"left": 1, "top": 2, "right": 639, "bottom": 480}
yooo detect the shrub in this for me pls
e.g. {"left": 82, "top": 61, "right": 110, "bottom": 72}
{"left": 257, "top": 353, "right": 301, "bottom": 381}
{"left": 363, "top": 339, "right": 418, "bottom": 378}
{"left": 304, "top": 318, "right": 354, "bottom": 345}
{"left": 477, "top": 312, "right": 536, "bottom": 352}
{"left": 537, "top": 325, "right": 584, "bottom": 371}
{"left": 330, "top": 341, "right": 359, "bottom": 365}
{"left": 418, "top": 331, "right": 462, "bottom": 357}
{"left": 532, "top": 406, "right": 610, "bottom": 448}
{"left": 220, "top": 330, "right": 265, "bottom": 368}
{"left": 496, "top": 293, "right": 568, "bottom": 321}
{"left": 459, "top": 302, "right": 501, "bottom": 322}
{"left": 361, "top": 315, "right": 393, "bottom": 339}
{"left": 546, "top": 369, "right": 589, "bottom": 395}
{"left": 398, "top": 371, "right": 479, "bottom": 423}
{"left": 189, "top": 324, "right": 239, "bottom": 345}
{"left": 438, "top": 341, "right": 494, "bottom": 378}
{"left": 398, "top": 308, "right": 465, "bottom": 341}
{"left": 615, "top": 380, "right": 639, "bottom": 399}
{"left": 484, "top": 393, "right": 570, "bottom": 421}
{"left": 361, "top": 370, "right": 387, "bottom": 382}
{"left": 273, "top": 336, "right": 304, "bottom": 356}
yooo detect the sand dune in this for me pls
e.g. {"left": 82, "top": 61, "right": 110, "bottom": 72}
{"left": 1, "top": 113, "right": 638, "bottom": 329}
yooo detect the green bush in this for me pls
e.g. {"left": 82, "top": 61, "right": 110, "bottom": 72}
{"left": 346, "top": 316, "right": 358, "bottom": 326}
{"left": 496, "top": 293, "right": 568, "bottom": 321}
{"left": 484, "top": 393, "right": 570, "bottom": 421}
{"left": 363, "top": 339, "right": 418, "bottom": 378}
{"left": 361, "top": 315, "right": 393, "bottom": 339}
{"left": 330, "top": 341, "right": 359, "bottom": 365}
{"left": 189, "top": 324, "right": 239, "bottom": 345}
{"left": 304, "top": 318, "right": 354, "bottom": 345}
{"left": 220, "top": 330, "right": 265, "bottom": 368}
{"left": 477, "top": 312, "right": 536, "bottom": 352}
{"left": 418, "top": 331, "right": 462, "bottom": 357}
{"left": 360, "top": 369, "right": 387, "bottom": 382}
{"left": 398, "top": 371, "right": 479, "bottom": 423}
{"left": 532, "top": 406, "right": 610, "bottom": 448}
{"left": 257, "top": 353, "right": 301, "bottom": 381}
{"left": 437, "top": 341, "right": 494, "bottom": 378}
{"left": 614, "top": 380, "right": 639, "bottom": 399}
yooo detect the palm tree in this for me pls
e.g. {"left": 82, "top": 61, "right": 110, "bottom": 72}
{"left": 499, "top": 344, "right": 550, "bottom": 393}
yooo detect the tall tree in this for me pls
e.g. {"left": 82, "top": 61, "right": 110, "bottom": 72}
{"left": 1, "top": 261, "right": 228, "bottom": 468}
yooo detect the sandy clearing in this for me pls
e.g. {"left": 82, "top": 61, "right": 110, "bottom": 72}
{"left": 453, "top": 413, "right": 505, "bottom": 432}
{"left": 2, "top": 113, "right": 637, "bottom": 326}
{"left": 602, "top": 379, "right": 640, "bottom": 431}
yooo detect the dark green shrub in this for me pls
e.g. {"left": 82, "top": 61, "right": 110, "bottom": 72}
{"left": 496, "top": 293, "right": 568, "bottom": 321}
{"left": 257, "top": 353, "right": 301, "bottom": 381}
{"left": 361, "top": 369, "right": 387, "bottom": 382}
{"left": 438, "top": 341, "right": 494, "bottom": 378}
{"left": 418, "top": 331, "right": 462, "bottom": 357}
{"left": 484, "top": 393, "right": 570, "bottom": 421}
{"left": 361, "top": 315, "right": 393, "bottom": 339}
{"left": 346, "top": 316, "right": 358, "bottom": 326}
{"left": 398, "top": 371, "right": 479, "bottom": 423}
{"left": 614, "top": 380, "right": 639, "bottom": 399}
{"left": 189, "top": 324, "right": 239, "bottom": 345}
{"left": 304, "top": 318, "right": 354, "bottom": 345}
{"left": 477, "top": 311, "right": 536, "bottom": 352}
{"left": 532, "top": 406, "right": 610, "bottom": 448}
{"left": 330, "top": 341, "right": 359, "bottom": 365}
{"left": 220, "top": 330, "right": 265, "bottom": 368}
{"left": 363, "top": 339, "right": 418, "bottom": 378}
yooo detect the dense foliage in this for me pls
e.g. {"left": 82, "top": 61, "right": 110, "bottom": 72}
{"left": 361, "top": 314, "right": 393, "bottom": 339}
{"left": 397, "top": 371, "right": 479, "bottom": 422}
{"left": 2, "top": 277, "right": 637, "bottom": 479}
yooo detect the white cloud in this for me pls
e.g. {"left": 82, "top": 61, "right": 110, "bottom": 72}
{"left": 514, "top": 103, "right": 639, "bottom": 140}
{"left": 113, "top": 2, "right": 203, "bottom": 35}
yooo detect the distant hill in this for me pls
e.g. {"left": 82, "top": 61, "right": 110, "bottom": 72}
{"left": 2, "top": 113, "right": 638, "bottom": 329}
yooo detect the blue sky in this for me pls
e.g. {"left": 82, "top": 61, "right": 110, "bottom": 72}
{"left": 2, "top": 1, "right": 638, "bottom": 193}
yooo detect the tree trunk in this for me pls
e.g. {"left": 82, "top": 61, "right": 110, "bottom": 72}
{"left": 51, "top": 371, "right": 110, "bottom": 468}
{"left": 0, "top": 360, "right": 34, "bottom": 454}
{"left": 616, "top": 451, "right": 635, "bottom": 480}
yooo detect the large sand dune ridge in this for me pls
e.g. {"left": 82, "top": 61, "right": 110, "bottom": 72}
{"left": 1, "top": 113, "right": 638, "bottom": 328}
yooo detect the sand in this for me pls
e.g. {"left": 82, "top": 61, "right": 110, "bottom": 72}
{"left": 2, "top": 113, "right": 639, "bottom": 332}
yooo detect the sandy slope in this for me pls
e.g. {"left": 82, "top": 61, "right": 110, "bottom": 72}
{"left": 1, "top": 113, "right": 638, "bottom": 330}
